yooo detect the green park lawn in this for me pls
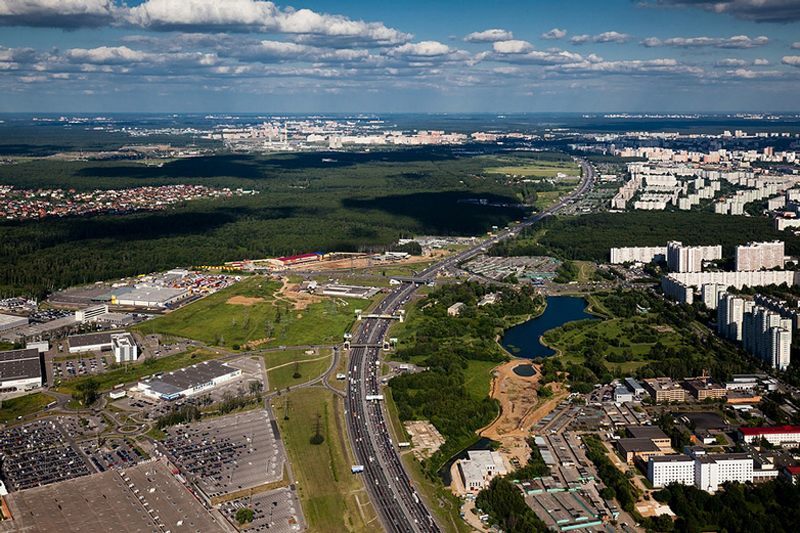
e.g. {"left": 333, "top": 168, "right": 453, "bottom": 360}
{"left": 136, "top": 276, "right": 371, "bottom": 348}
{"left": 266, "top": 353, "right": 333, "bottom": 391}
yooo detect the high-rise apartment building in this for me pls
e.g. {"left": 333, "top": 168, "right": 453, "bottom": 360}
{"left": 735, "top": 241, "right": 785, "bottom": 271}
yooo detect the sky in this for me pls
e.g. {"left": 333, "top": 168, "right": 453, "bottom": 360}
{"left": 0, "top": 0, "right": 799, "bottom": 113}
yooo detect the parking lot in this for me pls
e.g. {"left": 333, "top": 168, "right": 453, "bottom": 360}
{"left": 220, "top": 486, "right": 304, "bottom": 533}
{"left": 5, "top": 460, "right": 227, "bottom": 532}
{"left": 462, "top": 254, "right": 562, "bottom": 281}
{"left": 81, "top": 438, "right": 145, "bottom": 472}
{"left": 161, "top": 409, "right": 285, "bottom": 499}
{"left": 0, "top": 420, "right": 92, "bottom": 491}
{"left": 48, "top": 352, "right": 110, "bottom": 384}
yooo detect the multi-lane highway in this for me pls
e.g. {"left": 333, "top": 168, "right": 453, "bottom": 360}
{"left": 345, "top": 158, "right": 596, "bottom": 532}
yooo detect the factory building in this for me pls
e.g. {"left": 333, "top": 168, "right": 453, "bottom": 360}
{"left": 75, "top": 304, "right": 109, "bottom": 323}
{"left": 0, "top": 348, "right": 43, "bottom": 395}
{"left": 735, "top": 241, "right": 785, "bottom": 271}
{"left": 739, "top": 425, "right": 800, "bottom": 447}
{"left": 0, "top": 313, "right": 28, "bottom": 332}
{"left": 666, "top": 241, "right": 722, "bottom": 273}
{"left": 457, "top": 450, "right": 507, "bottom": 493}
{"left": 111, "top": 286, "right": 189, "bottom": 308}
{"left": 137, "top": 360, "right": 241, "bottom": 401}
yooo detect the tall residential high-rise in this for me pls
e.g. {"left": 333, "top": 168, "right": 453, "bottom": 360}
{"left": 666, "top": 241, "right": 722, "bottom": 273}
{"left": 735, "top": 241, "right": 785, "bottom": 271}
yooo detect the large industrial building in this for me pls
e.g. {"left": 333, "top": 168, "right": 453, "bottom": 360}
{"left": 68, "top": 331, "right": 139, "bottom": 363}
{"left": 0, "top": 348, "right": 43, "bottom": 395}
{"left": 0, "top": 313, "right": 28, "bottom": 332}
{"left": 735, "top": 241, "right": 785, "bottom": 271}
{"left": 137, "top": 360, "right": 241, "bottom": 401}
{"left": 110, "top": 286, "right": 189, "bottom": 308}
{"left": 456, "top": 450, "right": 507, "bottom": 493}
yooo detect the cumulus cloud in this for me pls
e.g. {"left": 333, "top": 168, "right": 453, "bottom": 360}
{"left": 643, "top": 0, "right": 800, "bottom": 23}
{"left": 716, "top": 58, "right": 748, "bottom": 67}
{"left": 126, "top": 0, "right": 411, "bottom": 44}
{"left": 0, "top": 0, "right": 116, "bottom": 28}
{"left": 65, "top": 45, "right": 151, "bottom": 64}
{"left": 549, "top": 57, "right": 703, "bottom": 76}
{"left": 492, "top": 40, "right": 534, "bottom": 54}
{"left": 541, "top": 28, "right": 567, "bottom": 40}
{"left": 793, "top": 42, "right": 800, "bottom": 49}
{"left": 782, "top": 55, "right": 800, "bottom": 67}
{"left": 464, "top": 28, "right": 513, "bottom": 43}
{"left": 753, "top": 58, "right": 769, "bottom": 65}
{"left": 490, "top": 47, "right": 588, "bottom": 65}
{"left": 391, "top": 41, "right": 451, "bottom": 57}
{"left": 642, "top": 35, "right": 769, "bottom": 48}
{"left": 570, "top": 31, "right": 630, "bottom": 45}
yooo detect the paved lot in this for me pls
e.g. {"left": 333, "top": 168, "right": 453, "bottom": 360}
{"left": 220, "top": 486, "right": 303, "bottom": 533}
{"left": 162, "top": 410, "right": 284, "bottom": 499}
{"left": 4, "top": 460, "right": 227, "bottom": 532}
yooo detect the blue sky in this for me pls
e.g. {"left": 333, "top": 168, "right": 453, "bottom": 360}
{"left": 1, "top": 0, "right": 799, "bottom": 112}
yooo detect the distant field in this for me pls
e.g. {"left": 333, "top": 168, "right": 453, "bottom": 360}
{"left": 275, "top": 388, "right": 377, "bottom": 532}
{"left": 267, "top": 353, "right": 332, "bottom": 391}
{"left": 0, "top": 392, "right": 54, "bottom": 423}
{"left": 135, "top": 276, "right": 368, "bottom": 349}
{"left": 486, "top": 160, "right": 580, "bottom": 178}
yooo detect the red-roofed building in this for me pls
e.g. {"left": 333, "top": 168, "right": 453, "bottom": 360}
{"left": 739, "top": 425, "right": 800, "bottom": 446}
{"left": 781, "top": 465, "right": 800, "bottom": 484}
{"left": 274, "top": 253, "right": 323, "bottom": 266}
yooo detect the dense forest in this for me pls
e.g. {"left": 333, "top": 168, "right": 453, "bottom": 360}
{"left": 391, "top": 281, "right": 543, "bottom": 474}
{"left": 490, "top": 211, "right": 800, "bottom": 262}
{"left": 652, "top": 479, "right": 800, "bottom": 533}
{"left": 0, "top": 149, "right": 538, "bottom": 297}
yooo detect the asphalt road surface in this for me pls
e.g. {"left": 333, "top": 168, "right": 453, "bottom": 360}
{"left": 345, "top": 159, "right": 597, "bottom": 532}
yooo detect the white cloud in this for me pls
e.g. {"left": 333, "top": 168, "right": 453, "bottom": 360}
{"left": 126, "top": 0, "right": 411, "bottom": 44}
{"left": 391, "top": 41, "right": 451, "bottom": 57}
{"left": 642, "top": 35, "right": 769, "bottom": 49}
{"left": 541, "top": 28, "right": 567, "bottom": 40}
{"left": 782, "top": 56, "right": 800, "bottom": 67}
{"left": 753, "top": 58, "right": 769, "bottom": 65}
{"left": 716, "top": 58, "right": 748, "bottom": 67}
{"left": 570, "top": 31, "right": 630, "bottom": 45}
{"left": 550, "top": 58, "right": 703, "bottom": 76}
{"left": 0, "top": 0, "right": 116, "bottom": 27}
{"left": 492, "top": 40, "right": 534, "bottom": 54}
{"left": 65, "top": 46, "right": 150, "bottom": 64}
{"left": 792, "top": 42, "right": 800, "bottom": 49}
{"left": 644, "top": 1, "right": 800, "bottom": 23}
{"left": 464, "top": 28, "right": 513, "bottom": 43}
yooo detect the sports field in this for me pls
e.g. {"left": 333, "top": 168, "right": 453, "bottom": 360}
{"left": 486, "top": 159, "right": 580, "bottom": 178}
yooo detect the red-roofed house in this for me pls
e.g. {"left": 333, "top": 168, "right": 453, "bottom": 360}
{"left": 739, "top": 425, "right": 800, "bottom": 446}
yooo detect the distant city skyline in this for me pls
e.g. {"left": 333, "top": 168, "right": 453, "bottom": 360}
{"left": 1, "top": 0, "right": 799, "bottom": 112}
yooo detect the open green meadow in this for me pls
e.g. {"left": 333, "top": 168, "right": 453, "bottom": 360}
{"left": 0, "top": 392, "right": 54, "bottom": 423}
{"left": 275, "top": 388, "right": 377, "bottom": 532}
{"left": 135, "top": 276, "right": 368, "bottom": 348}
{"left": 266, "top": 353, "right": 333, "bottom": 391}
{"left": 486, "top": 160, "right": 580, "bottom": 178}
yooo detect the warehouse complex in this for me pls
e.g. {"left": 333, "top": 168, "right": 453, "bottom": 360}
{"left": 68, "top": 332, "right": 139, "bottom": 363}
{"left": 0, "top": 348, "right": 43, "bottom": 395}
{"left": 0, "top": 313, "right": 28, "bottom": 332}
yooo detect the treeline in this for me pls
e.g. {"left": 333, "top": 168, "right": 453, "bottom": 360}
{"left": 490, "top": 211, "right": 800, "bottom": 262}
{"left": 582, "top": 434, "right": 639, "bottom": 513}
{"left": 391, "top": 282, "right": 543, "bottom": 473}
{"left": 652, "top": 479, "right": 800, "bottom": 533}
{"left": 475, "top": 477, "right": 549, "bottom": 533}
{"left": 0, "top": 152, "right": 532, "bottom": 298}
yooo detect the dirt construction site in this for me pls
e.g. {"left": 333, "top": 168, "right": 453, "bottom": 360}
{"left": 479, "top": 360, "right": 568, "bottom": 466}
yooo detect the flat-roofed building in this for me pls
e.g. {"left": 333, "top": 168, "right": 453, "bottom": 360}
{"left": 0, "top": 348, "right": 42, "bottom": 395}
{"left": 694, "top": 453, "right": 754, "bottom": 493}
{"left": 616, "top": 438, "right": 665, "bottom": 464}
{"left": 137, "top": 360, "right": 241, "bottom": 401}
{"left": 626, "top": 425, "right": 672, "bottom": 449}
{"left": 642, "top": 377, "right": 687, "bottom": 403}
{"left": 111, "top": 333, "right": 138, "bottom": 363}
{"left": 739, "top": 425, "right": 800, "bottom": 447}
{"left": 111, "top": 286, "right": 189, "bottom": 308}
{"left": 624, "top": 377, "right": 646, "bottom": 398}
{"left": 68, "top": 332, "right": 114, "bottom": 354}
{"left": 685, "top": 378, "right": 727, "bottom": 401}
{"left": 457, "top": 450, "right": 507, "bottom": 493}
{"left": 735, "top": 241, "right": 785, "bottom": 271}
{"left": 75, "top": 304, "right": 108, "bottom": 323}
{"left": 648, "top": 455, "right": 695, "bottom": 488}
{"left": 0, "top": 313, "right": 28, "bottom": 332}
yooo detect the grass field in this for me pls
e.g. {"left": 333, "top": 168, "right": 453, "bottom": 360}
{"left": 463, "top": 360, "right": 498, "bottom": 400}
{"left": 267, "top": 354, "right": 332, "bottom": 391}
{"left": 274, "top": 388, "right": 377, "bottom": 532}
{"left": 135, "top": 276, "right": 366, "bottom": 348}
{"left": 486, "top": 160, "right": 580, "bottom": 178}
{"left": 0, "top": 392, "right": 54, "bottom": 423}
{"left": 55, "top": 348, "right": 218, "bottom": 396}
